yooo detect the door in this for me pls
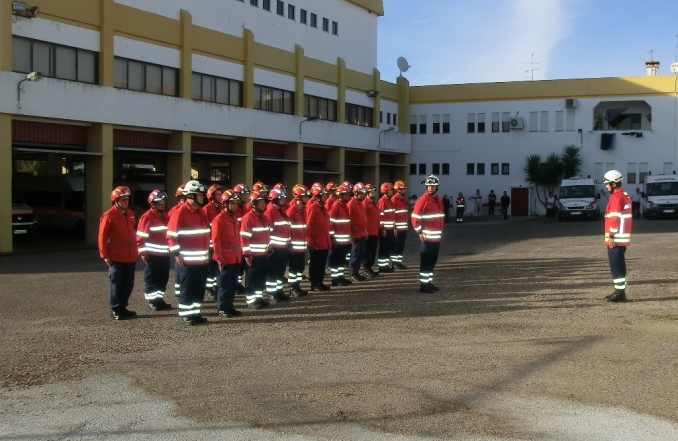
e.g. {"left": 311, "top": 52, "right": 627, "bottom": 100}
{"left": 511, "top": 187, "right": 529, "bottom": 216}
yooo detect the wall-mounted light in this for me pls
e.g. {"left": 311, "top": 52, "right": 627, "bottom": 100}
{"left": 17, "top": 71, "right": 43, "bottom": 106}
{"left": 366, "top": 90, "right": 379, "bottom": 98}
{"left": 299, "top": 116, "right": 318, "bottom": 137}
{"left": 12, "top": 2, "right": 39, "bottom": 18}
{"left": 577, "top": 128, "right": 583, "bottom": 145}
{"left": 378, "top": 126, "right": 396, "bottom": 148}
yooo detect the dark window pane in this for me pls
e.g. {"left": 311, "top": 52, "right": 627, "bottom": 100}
{"left": 55, "top": 45, "right": 77, "bottom": 80}
{"left": 272, "top": 88, "right": 283, "bottom": 113}
{"left": 128, "top": 60, "right": 143, "bottom": 91}
{"left": 501, "top": 163, "right": 510, "bottom": 175}
{"left": 261, "top": 87, "right": 272, "bottom": 110}
{"left": 491, "top": 163, "right": 499, "bottom": 175}
{"left": 432, "top": 122, "right": 440, "bottom": 134}
{"left": 277, "top": 0, "right": 284, "bottom": 15}
{"left": 311, "top": 13, "right": 317, "bottom": 27}
{"left": 477, "top": 163, "right": 485, "bottom": 175}
{"left": 410, "top": 123, "right": 417, "bottom": 134}
{"left": 328, "top": 100, "right": 336, "bottom": 121}
{"left": 442, "top": 122, "right": 450, "bottom": 133}
{"left": 478, "top": 122, "right": 485, "bottom": 133}
{"left": 283, "top": 91, "right": 293, "bottom": 114}
{"left": 253, "top": 85, "right": 261, "bottom": 109}
{"left": 162, "top": 67, "right": 177, "bottom": 96}
{"left": 32, "top": 41, "right": 52, "bottom": 77}
{"left": 492, "top": 122, "right": 499, "bottom": 132}
{"left": 77, "top": 50, "right": 96, "bottom": 83}
{"left": 201, "top": 74, "right": 213, "bottom": 101}
{"left": 442, "top": 163, "right": 450, "bottom": 175}
{"left": 332, "top": 21, "right": 338, "bottom": 35}
{"left": 263, "top": 0, "right": 270, "bottom": 10}
{"left": 146, "top": 64, "right": 162, "bottom": 94}
{"left": 191, "top": 73, "right": 202, "bottom": 100}
{"left": 418, "top": 164, "right": 426, "bottom": 175}
{"left": 250, "top": 0, "right": 258, "bottom": 5}
{"left": 300, "top": 9, "right": 307, "bottom": 23}
{"left": 319, "top": 98, "right": 328, "bottom": 120}
{"left": 419, "top": 123, "right": 426, "bottom": 134}
{"left": 393, "top": 115, "right": 397, "bottom": 125}
{"left": 467, "top": 163, "right": 474, "bottom": 175}
{"left": 410, "top": 164, "right": 417, "bottom": 175}
{"left": 288, "top": 4, "right": 294, "bottom": 19}
{"left": 467, "top": 122, "right": 475, "bottom": 133}
{"left": 113, "top": 58, "right": 127, "bottom": 88}
{"left": 323, "top": 18, "right": 329, "bottom": 32}
{"left": 432, "top": 163, "right": 440, "bottom": 174}
{"left": 12, "top": 37, "right": 31, "bottom": 73}
{"left": 229, "top": 81, "right": 242, "bottom": 106}
{"left": 216, "top": 77, "right": 229, "bottom": 104}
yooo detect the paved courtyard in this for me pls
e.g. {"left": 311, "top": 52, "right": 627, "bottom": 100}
{"left": 1, "top": 216, "right": 677, "bottom": 440}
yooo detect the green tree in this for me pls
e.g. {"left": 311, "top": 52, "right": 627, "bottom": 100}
{"left": 561, "top": 145, "right": 582, "bottom": 178}
{"left": 523, "top": 152, "right": 563, "bottom": 209}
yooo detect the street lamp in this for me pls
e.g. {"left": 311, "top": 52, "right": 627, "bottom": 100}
{"left": 378, "top": 126, "right": 396, "bottom": 148}
{"left": 17, "top": 71, "right": 43, "bottom": 105}
{"left": 299, "top": 116, "right": 318, "bottom": 138}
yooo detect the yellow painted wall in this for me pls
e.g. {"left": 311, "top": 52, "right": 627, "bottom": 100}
{"left": 0, "top": 113, "right": 12, "bottom": 253}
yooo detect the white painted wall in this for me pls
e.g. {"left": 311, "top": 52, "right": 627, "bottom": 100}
{"left": 253, "top": 67, "right": 295, "bottom": 90}
{"left": 12, "top": 17, "right": 99, "bottom": 51}
{"left": 114, "top": 36, "right": 181, "bottom": 68}
{"left": 304, "top": 80, "right": 337, "bottom": 101}
{"left": 379, "top": 99, "right": 398, "bottom": 130}
{"left": 192, "top": 54, "right": 244, "bottom": 81}
{"left": 345, "top": 89, "right": 374, "bottom": 108}
{"left": 115, "top": 0, "right": 378, "bottom": 75}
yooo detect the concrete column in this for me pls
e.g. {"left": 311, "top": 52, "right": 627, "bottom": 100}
{"left": 284, "top": 142, "right": 303, "bottom": 187}
{"left": 396, "top": 76, "right": 410, "bottom": 133}
{"left": 243, "top": 29, "right": 255, "bottom": 109}
{"left": 99, "top": 0, "right": 114, "bottom": 87}
{"left": 0, "top": 4, "right": 12, "bottom": 252}
{"left": 394, "top": 153, "right": 409, "bottom": 185}
{"left": 328, "top": 147, "right": 345, "bottom": 183}
{"left": 337, "top": 58, "right": 346, "bottom": 124}
{"left": 232, "top": 137, "right": 253, "bottom": 185}
{"left": 179, "top": 10, "right": 193, "bottom": 99}
{"left": 372, "top": 68, "right": 381, "bottom": 128}
{"left": 167, "top": 131, "right": 191, "bottom": 193}
{"left": 85, "top": 124, "right": 114, "bottom": 246}
{"left": 294, "top": 45, "right": 305, "bottom": 117}
{"left": 364, "top": 150, "right": 379, "bottom": 187}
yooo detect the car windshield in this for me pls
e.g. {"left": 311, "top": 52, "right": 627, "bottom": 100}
{"left": 646, "top": 182, "right": 678, "bottom": 196}
{"left": 559, "top": 185, "right": 595, "bottom": 199}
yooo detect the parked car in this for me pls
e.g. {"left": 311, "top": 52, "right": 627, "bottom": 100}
{"left": 12, "top": 203, "right": 37, "bottom": 236}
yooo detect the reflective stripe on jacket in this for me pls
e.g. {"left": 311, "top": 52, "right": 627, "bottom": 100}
{"left": 166, "top": 203, "right": 211, "bottom": 265}
{"left": 390, "top": 193, "right": 409, "bottom": 231}
{"left": 240, "top": 211, "right": 271, "bottom": 256}
{"left": 136, "top": 208, "right": 169, "bottom": 256}
{"left": 604, "top": 188, "right": 632, "bottom": 246}
{"left": 286, "top": 202, "right": 308, "bottom": 251}
{"left": 377, "top": 195, "right": 396, "bottom": 231}
{"left": 411, "top": 192, "right": 445, "bottom": 242}
{"left": 264, "top": 205, "right": 292, "bottom": 249}
{"left": 329, "top": 199, "right": 351, "bottom": 244}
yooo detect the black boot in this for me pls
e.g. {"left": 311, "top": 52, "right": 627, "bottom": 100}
{"left": 290, "top": 285, "right": 308, "bottom": 297}
{"left": 604, "top": 290, "right": 627, "bottom": 302}
{"left": 419, "top": 283, "right": 435, "bottom": 293}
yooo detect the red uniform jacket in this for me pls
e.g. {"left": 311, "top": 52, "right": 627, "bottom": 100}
{"left": 202, "top": 202, "right": 221, "bottom": 224}
{"left": 456, "top": 196, "right": 465, "bottom": 208}
{"left": 363, "top": 197, "right": 380, "bottom": 236}
{"left": 166, "top": 203, "right": 211, "bottom": 265}
{"left": 98, "top": 205, "right": 137, "bottom": 263}
{"left": 324, "top": 195, "right": 337, "bottom": 213}
{"left": 211, "top": 211, "right": 242, "bottom": 264}
{"left": 329, "top": 199, "right": 351, "bottom": 245}
{"left": 264, "top": 205, "right": 292, "bottom": 249}
{"left": 306, "top": 200, "right": 331, "bottom": 250}
{"left": 391, "top": 193, "right": 409, "bottom": 232}
{"left": 604, "top": 188, "right": 632, "bottom": 246}
{"left": 347, "top": 197, "right": 367, "bottom": 239}
{"left": 286, "top": 202, "right": 308, "bottom": 252}
{"left": 411, "top": 192, "right": 445, "bottom": 242}
{"left": 234, "top": 204, "right": 246, "bottom": 223}
{"left": 167, "top": 202, "right": 183, "bottom": 220}
{"left": 240, "top": 211, "right": 271, "bottom": 257}
{"left": 377, "top": 195, "right": 396, "bottom": 232}
{"left": 136, "top": 208, "right": 170, "bottom": 256}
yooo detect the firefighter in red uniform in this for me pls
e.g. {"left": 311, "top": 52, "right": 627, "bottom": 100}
{"left": 602, "top": 170, "right": 633, "bottom": 302}
{"left": 411, "top": 175, "right": 445, "bottom": 293}
{"left": 270, "top": 183, "right": 291, "bottom": 212}
{"left": 362, "top": 183, "right": 380, "bottom": 278}
{"left": 136, "top": 190, "right": 172, "bottom": 311}
{"left": 348, "top": 182, "right": 368, "bottom": 281}
{"left": 202, "top": 184, "right": 223, "bottom": 298}
{"left": 211, "top": 189, "right": 243, "bottom": 317}
{"left": 328, "top": 183, "right": 353, "bottom": 286}
{"left": 324, "top": 182, "right": 337, "bottom": 212}
{"left": 167, "top": 180, "right": 211, "bottom": 325}
{"left": 286, "top": 184, "right": 310, "bottom": 296}
{"left": 391, "top": 180, "right": 409, "bottom": 269}
{"left": 99, "top": 186, "right": 137, "bottom": 320}
{"left": 264, "top": 188, "right": 292, "bottom": 302}
{"left": 168, "top": 184, "right": 186, "bottom": 296}
{"left": 232, "top": 183, "right": 250, "bottom": 293}
{"left": 307, "top": 182, "right": 332, "bottom": 291}
{"left": 455, "top": 192, "right": 466, "bottom": 223}
{"left": 377, "top": 182, "right": 396, "bottom": 273}
{"left": 240, "top": 191, "right": 272, "bottom": 309}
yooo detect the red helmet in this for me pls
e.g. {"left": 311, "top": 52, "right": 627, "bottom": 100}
{"left": 380, "top": 182, "right": 393, "bottom": 194}
{"left": 273, "top": 182, "right": 288, "bottom": 192}
{"left": 252, "top": 181, "right": 269, "bottom": 194}
{"left": 268, "top": 188, "right": 287, "bottom": 201}
{"left": 110, "top": 186, "right": 131, "bottom": 201}
{"left": 174, "top": 184, "right": 186, "bottom": 198}
{"left": 342, "top": 180, "right": 352, "bottom": 189}
{"left": 232, "top": 183, "right": 250, "bottom": 195}
{"left": 335, "top": 184, "right": 350, "bottom": 195}
{"left": 206, "top": 184, "right": 223, "bottom": 201}
{"left": 219, "top": 189, "right": 239, "bottom": 204}
{"left": 310, "top": 182, "right": 327, "bottom": 197}
{"left": 364, "top": 183, "right": 376, "bottom": 193}
{"left": 325, "top": 182, "right": 336, "bottom": 192}
{"left": 352, "top": 182, "right": 366, "bottom": 194}
{"left": 394, "top": 180, "right": 407, "bottom": 190}
{"left": 147, "top": 189, "right": 167, "bottom": 205}
{"left": 292, "top": 184, "right": 310, "bottom": 199}
{"left": 249, "top": 191, "right": 266, "bottom": 206}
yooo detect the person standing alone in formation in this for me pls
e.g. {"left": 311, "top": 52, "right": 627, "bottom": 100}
{"left": 455, "top": 192, "right": 465, "bottom": 223}
{"left": 411, "top": 175, "right": 445, "bottom": 293}
{"left": 631, "top": 187, "right": 642, "bottom": 220}
{"left": 500, "top": 191, "right": 511, "bottom": 220}
{"left": 602, "top": 170, "right": 633, "bottom": 302}
{"left": 488, "top": 190, "right": 497, "bottom": 216}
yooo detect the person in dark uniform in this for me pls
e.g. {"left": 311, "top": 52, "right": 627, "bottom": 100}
{"left": 442, "top": 194, "right": 451, "bottom": 223}
{"left": 500, "top": 191, "right": 511, "bottom": 220}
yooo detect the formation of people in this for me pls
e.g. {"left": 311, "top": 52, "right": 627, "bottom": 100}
{"left": 442, "top": 190, "right": 511, "bottom": 222}
{"left": 98, "top": 175, "right": 446, "bottom": 324}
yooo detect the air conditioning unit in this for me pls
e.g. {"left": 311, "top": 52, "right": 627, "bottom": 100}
{"left": 565, "top": 98, "right": 577, "bottom": 109}
{"left": 509, "top": 117, "right": 524, "bottom": 130}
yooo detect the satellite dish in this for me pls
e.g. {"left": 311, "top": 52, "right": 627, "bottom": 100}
{"left": 397, "top": 57, "right": 410, "bottom": 76}
{"left": 671, "top": 62, "right": 678, "bottom": 74}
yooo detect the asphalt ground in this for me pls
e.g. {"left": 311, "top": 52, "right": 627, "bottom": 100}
{"left": 0, "top": 215, "right": 677, "bottom": 440}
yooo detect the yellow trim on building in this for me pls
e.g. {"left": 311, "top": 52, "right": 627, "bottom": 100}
{"left": 193, "top": 26, "right": 244, "bottom": 62}
{"left": 114, "top": 4, "right": 181, "bottom": 49}
{"left": 345, "top": 0, "right": 384, "bottom": 16}
{"left": 34, "top": 0, "right": 99, "bottom": 28}
{"left": 253, "top": 43, "right": 296, "bottom": 75}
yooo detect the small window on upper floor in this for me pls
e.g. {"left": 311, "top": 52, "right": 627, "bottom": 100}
{"left": 442, "top": 114, "right": 450, "bottom": 133}
{"left": 491, "top": 112, "right": 500, "bottom": 132}
{"left": 410, "top": 115, "right": 417, "bottom": 134}
{"left": 432, "top": 114, "right": 440, "bottom": 134}
{"left": 477, "top": 113, "right": 485, "bottom": 133}
{"left": 467, "top": 113, "right": 475, "bottom": 133}
{"left": 432, "top": 163, "right": 440, "bottom": 175}
{"left": 310, "top": 13, "right": 317, "bottom": 27}
{"left": 288, "top": 4, "right": 295, "bottom": 20}
{"left": 467, "top": 163, "right": 475, "bottom": 175}
{"left": 442, "top": 163, "right": 450, "bottom": 175}
{"left": 501, "top": 112, "right": 510, "bottom": 132}
{"left": 419, "top": 164, "right": 427, "bottom": 175}
{"left": 322, "top": 18, "right": 329, "bottom": 32}
{"left": 387, "top": 113, "right": 391, "bottom": 124}
{"left": 393, "top": 114, "right": 397, "bottom": 126}
{"left": 502, "top": 163, "right": 510, "bottom": 175}
{"left": 410, "top": 164, "right": 417, "bottom": 175}
{"left": 276, "top": 0, "right": 284, "bottom": 16}
{"left": 262, "top": 0, "right": 271, "bottom": 10}
{"left": 300, "top": 9, "right": 307, "bottom": 24}
{"left": 419, "top": 115, "right": 427, "bottom": 134}
{"left": 250, "top": 0, "right": 258, "bottom": 6}
{"left": 332, "top": 21, "right": 338, "bottom": 35}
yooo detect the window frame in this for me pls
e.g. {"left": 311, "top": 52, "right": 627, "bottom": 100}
{"left": 287, "top": 3, "right": 295, "bottom": 20}
{"left": 491, "top": 163, "right": 499, "bottom": 175}
{"left": 253, "top": 83, "right": 294, "bottom": 115}
{"left": 501, "top": 163, "right": 510, "bottom": 175}
{"left": 332, "top": 21, "right": 338, "bottom": 35}
{"left": 310, "top": 13, "right": 317, "bottom": 27}
{"left": 467, "top": 163, "right": 475, "bottom": 175}
{"left": 345, "top": 103, "right": 373, "bottom": 127}
{"left": 322, "top": 17, "right": 329, "bottom": 32}
{"left": 114, "top": 56, "right": 178, "bottom": 96}
{"left": 442, "top": 163, "right": 450, "bottom": 175}
{"left": 13, "top": 36, "right": 99, "bottom": 85}
{"left": 276, "top": 0, "right": 284, "bottom": 16}
{"left": 300, "top": 8, "right": 307, "bottom": 23}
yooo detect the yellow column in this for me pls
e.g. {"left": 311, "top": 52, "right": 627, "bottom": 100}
{"left": 396, "top": 76, "right": 410, "bottom": 133}
{"left": 243, "top": 29, "right": 254, "bottom": 109}
{"left": 364, "top": 150, "right": 380, "bottom": 187}
{"left": 372, "top": 68, "right": 381, "bottom": 128}
{"left": 337, "top": 58, "right": 346, "bottom": 124}
{"left": 328, "top": 147, "right": 345, "bottom": 183}
{"left": 179, "top": 10, "right": 193, "bottom": 99}
{"left": 99, "top": 0, "right": 114, "bottom": 87}
{"left": 232, "top": 137, "right": 253, "bottom": 185}
{"left": 295, "top": 45, "right": 305, "bottom": 117}
{"left": 0, "top": 2, "right": 12, "bottom": 252}
{"left": 85, "top": 124, "right": 114, "bottom": 246}
{"left": 167, "top": 131, "right": 191, "bottom": 193}
{"left": 284, "top": 142, "right": 303, "bottom": 187}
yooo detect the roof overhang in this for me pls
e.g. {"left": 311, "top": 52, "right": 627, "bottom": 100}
{"left": 345, "top": 0, "right": 384, "bottom": 16}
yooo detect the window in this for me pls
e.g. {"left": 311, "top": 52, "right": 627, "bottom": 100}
{"left": 611, "top": 114, "right": 641, "bottom": 130}
{"left": 192, "top": 73, "right": 243, "bottom": 106}
{"left": 442, "top": 114, "right": 450, "bottom": 133}
{"left": 566, "top": 110, "right": 575, "bottom": 131}
{"left": 502, "top": 112, "right": 511, "bottom": 132}
{"left": 332, "top": 21, "right": 338, "bottom": 35}
{"left": 501, "top": 163, "right": 510, "bottom": 175}
{"left": 114, "top": 57, "right": 177, "bottom": 96}
{"left": 491, "top": 163, "right": 499, "bottom": 175}
{"left": 432, "top": 114, "right": 440, "bottom": 134}
{"left": 555, "top": 111, "right": 564, "bottom": 131}
{"left": 467, "top": 113, "right": 475, "bottom": 133}
{"left": 288, "top": 4, "right": 295, "bottom": 19}
{"left": 540, "top": 111, "right": 549, "bottom": 132}
{"left": 432, "top": 163, "right": 440, "bottom": 175}
{"left": 393, "top": 114, "right": 397, "bottom": 126}
{"left": 477, "top": 113, "right": 485, "bottom": 133}
{"left": 276, "top": 0, "right": 284, "bottom": 15}
{"left": 477, "top": 163, "right": 485, "bottom": 175}
{"left": 304, "top": 94, "right": 337, "bottom": 121}
{"left": 529, "top": 111, "right": 538, "bottom": 132}
{"left": 322, "top": 18, "right": 329, "bottom": 32}
{"left": 387, "top": 113, "right": 391, "bottom": 124}
{"left": 418, "top": 163, "right": 426, "bottom": 175}
{"left": 410, "top": 163, "right": 417, "bottom": 175}
{"left": 639, "top": 162, "right": 648, "bottom": 184}
{"left": 13, "top": 36, "right": 98, "bottom": 84}
{"left": 627, "top": 162, "right": 636, "bottom": 184}
{"left": 664, "top": 162, "right": 674, "bottom": 175}
{"left": 380, "top": 111, "right": 383, "bottom": 124}
{"left": 442, "top": 163, "right": 450, "bottom": 175}
{"left": 263, "top": 0, "right": 271, "bottom": 10}
{"left": 467, "top": 163, "right": 474, "bottom": 175}
{"left": 410, "top": 115, "right": 417, "bottom": 134}
{"left": 419, "top": 115, "right": 427, "bottom": 134}
{"left": 253, "top": 84, "right": 294, "bottom": 114}
{"left": 491, "top": 112, "right": 499, "bottom": 132}
{"left": 300, "top": 9, "right": 307, "bottom": 23}
{"left": 345, "top": 103, "right": 373, "bottom": 127}
{"left": 250, "top": 0, "right": 258, "bottom": 6}
{"left": 310, "top": 13, "right": 317, "bottom": 27}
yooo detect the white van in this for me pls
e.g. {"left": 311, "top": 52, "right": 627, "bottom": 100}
{"left": 642, "top": 175, "right": 678, "bottom": 219}
{"left": 557, "top": 178, "right": 600, "bottom": 221}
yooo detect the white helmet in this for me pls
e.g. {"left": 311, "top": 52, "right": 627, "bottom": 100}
{"left": 183, "top": 180, "right": 206, "bottom": 195}
{"left": 602, "top": 170, "right": 623, "bottom": 185}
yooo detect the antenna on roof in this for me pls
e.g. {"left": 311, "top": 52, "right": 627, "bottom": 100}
{"left": 523, "top": 53, "right": 540, "bottom": 81}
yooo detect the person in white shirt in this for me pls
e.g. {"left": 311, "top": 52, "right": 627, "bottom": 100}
{"left": 630, "top": 187, "right": 642, "bottom": 219}
{"left": 470, "top": 189, "right": 482, "bottom": 216}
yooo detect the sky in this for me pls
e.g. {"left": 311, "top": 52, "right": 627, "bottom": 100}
{"left": 376, "top": 0, "right": 678, "bottom": 86}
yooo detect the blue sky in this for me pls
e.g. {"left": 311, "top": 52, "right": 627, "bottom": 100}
{"left": 377, "top": 0, "right": 678, "bottom": 85}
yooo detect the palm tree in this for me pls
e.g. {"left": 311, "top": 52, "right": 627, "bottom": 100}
{"left": 523, "top": 152, "right": 564, "bottom": 210}
{"left": 561, "top": 145, "right": 582, "bottom": 178}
